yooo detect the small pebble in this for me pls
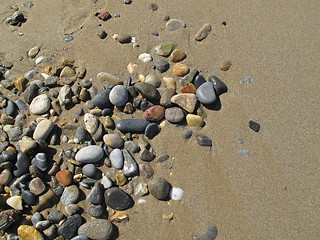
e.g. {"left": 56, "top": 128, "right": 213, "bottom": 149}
{"left": 169, "top": 187, "right": 183, "bottom": 200}
{"left": 249, "top": 120, "right": 260, "bottom": 132}
{"left": 166, "top": 19, "right": 186, "bottom": 31}
{"left": 220, "top": 60, "right": 232, "bottom": 71}
{"left": 138, "top": 53, "right": 153, "bottom": 63}
{"left": 197, "top": 135, "right": 212, "bottom": 147}
{"left": 151, "top": 30, "right": 159, "bottom": 36}
{"left": 148, "top": 177, "right": 170, "bottom": 200}
{"left": 64, "top": 36, "right": 74, "bottom": 42}
{"left": 98, "top": 30, "right": 107, "bottom": 39}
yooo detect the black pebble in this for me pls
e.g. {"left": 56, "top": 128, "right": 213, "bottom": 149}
{"left": 145, "top": 123, "right": 159, "bottom": 139}
{"left": 21, "top": 190, "right": 37, "bottom": 205}
{"left": 194, "top": 75, "right": 206, "bottom": 89}
{"left": 222, "top": 21, "right": 226, "bottom": 25}
{"left": 249, "top": 120, "right": 260, "bottom": 132}
{"left": 197, "top": 135, "right": 212, "bottom": 147}
{"left": 88, "top": 205, "right": 104, "bottom": 218}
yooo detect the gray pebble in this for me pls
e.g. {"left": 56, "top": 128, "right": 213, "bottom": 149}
{"left": 109, "top": 148, "right": 124, "bottom": 169}
{"left": 182, "top": 129, "right": 193, "bottom": 139}
{"left": 123, "top": 149, "right": 139, "bottom": 177}
{"left": 47, "top": 209, "right": 65, "bottom": 223}
{"left": 148, "top": 177, "right": 171, "bottom": 200}
{"left": 64, "top": 36, "right": 74, "bottom": 42}
{"left": 151, "top": 30, "right": 159, "bottom": 36}
{"left": 197, "top": 135, "right": 212, "bottom": 147}
{"left": 57, "top": 214, "right": 82, "bottom": 240}
{"left": 156, "top": 60, "right": 169, "bottom": 73}
{"left": 109, "top": 85, "right": 128, "bottom": 106}
{"left": 87, "top": 182, "right": 104, "bottom": 205}
{"left": 88, "top": 205, "right": 104, "bottom": 218}
{"left": 61, "top": 185, "right": 80, "bottom": 205}
{"left": 82, "top": 164, "right": 98, "bottom": 178}
{"left": 196, "top": 82, "right": 217, "bottom": 105}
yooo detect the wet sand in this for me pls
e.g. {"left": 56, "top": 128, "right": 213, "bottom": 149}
{"left": 1, "top": 0, "right": 319, "bottom": 239}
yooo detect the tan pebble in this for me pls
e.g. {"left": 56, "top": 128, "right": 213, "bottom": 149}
{"left": 169, "top": 49, "right": 186, "bottom": 62}
{"left": 127, "top": 62, "right": 138, "bottom": 74}
{"left": 115, "top": 172, "right": 127, "bottom": 186}
{"left": 6, "top": 196, "right": 23, "bottom": 210}
{"left": 159, "top": 119, "right": 168, "bottom": 128}
{"left": 103, "top": 116, "right": 115, "bottom": 129}
{"left": 103, "top": 133, "right": 124, "bottom": 148}
{"left": 180, "top": 83, "right": 196, "bottom": 94}
{"left": 14, "top": 77, "right": 28, "bottom": 92}
{"left": 139, "top": 74, "right": 145, "bottom": 82}
{"left": 60, "top": 58, "right": 75, "bottom": 67}
{"left": 112, "top": 34, "right": 119, "bottom": 39}
{"left": 186, "top": 114, "right": 204, "bottom": 127}
{"left": 44, "top": 66, "right": 52, "bottom": 74}
{"left": 163, "top": 77, "right": 176, "bottom": 89}
{"left": 172, "top": 63, "right": 189, "bottom": 76}
{"left": 60, "top": 66, "right": 76, "bottom": 78}
{"left": 220, "top": 60, "right": 232, "bottom": 71}
{"left": 18, "top": 225, "right": 44, "bottom": 240}
{"left": 162, "top": 212, "right": 174, "bottom": 220}
{"left": 171, "top": 93, "right": 197, "bottom": 113}
{"left": 28, "top": 46, "right": 40, "bottom": 58}
{"left": 110, "top": 211, "right": 129, "bottom": 223}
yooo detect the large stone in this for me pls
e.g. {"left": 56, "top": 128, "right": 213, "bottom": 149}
{"left": 109, "top": 148, "right": 124, "bottom": 169}
{"left": 75, "top": 145, "right": 104, "bottom": 163}
{"left": 148, "top": 177, "right": 171, "bottom": 200}
{"left": 196, "top": 82, "right": 217, "bottom": 105}
{"left": 143, "top": 105, "right": 165, "bottom": 122}
{"left": 116, "top": 119, "right": 150, "bottom": 133}
{"left": 78, "top": 219, "right": 113, "bottom": 240}
{"left": 171, "top": 93, "right": 197, "bottom": 113}
{"left": 104, "top": 187, "right": 133, "bottom": 210}
{"left": 33, "top": 119, "right": 54, "bottom": 140}
{"left": 109, "top": 85, "right": 128, "bottom": 106}
{"left": 57, "top": 214, "right": 82, "bottom": 240}
{"left": 29, "top": 94, "right": 50, "bottom": 115}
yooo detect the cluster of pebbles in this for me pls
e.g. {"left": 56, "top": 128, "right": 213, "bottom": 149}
{"left": 0, "top": 8, "right": 229, "bottom": 240}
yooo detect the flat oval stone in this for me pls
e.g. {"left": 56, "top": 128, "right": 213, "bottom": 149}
{"left": 75, "top": 145, "right": 104, "bottom": 163}
{"left": 47, "top": 209, "right": 64, "bottom": 223}
{"left": 169, "top": 49, "right": 186, "bottom": 62}
{"left": 195, "top": 23, "right": 211, "bottom": 41}
{"left": 103, "top": 133, "right": 123, "bottom": 148}
{"left": 145, "top": 74, "right": 161, "bottom": 88}
{"left": 0, "top": 169, "right": 12, "bottom": 185}
{"left": 134, "top": 82, "right": 159, "bottom": 101}
{"left": 97, "top": 72, "right": 122, "bottom": 86}
{"left": 92, "top": 90, "right": 113, "bottom": 109}
{"left": 78, "top": 219, "right": 113, "bottom": 240}
{"left": 149, "top": 177, "right": 171, "bottom": 200}
{"left": 156, "top": 60, "right": 170, "bottom": 73}
{"left": 33, "top": 119, "right": 54, "bottom": 140}
{"left": 82, "top": 164, "right": 98, "bottom": 178}
{"left": 18, "top": 225, "right": 44, "bottom": 240}
{"left": 145, "top": 123, "right": 159, "bottom": 139}
{"left": 197, "top": 135, "right": 212, "bottom": 147}
{"left": 208, "top": 75, "right": 227, "bottom": 96}
{"left": 193, "top": 75, "right": 206, "bottom": 89}
{"left": 58, "top": 214, "right": 82, "bottom": 240}
{"left": 109, "top": 85, "right": 128, "bottom": 106}
{"left": 154, "top": 44, "right": 174, "bottom": 56}
{"left": 166, "top": 19, "right": 186, "bottom": 31}
{"left": 186, "top": 114, "right": 204, "bottom": 127}
{"left": 171, "top": 93, "right": 197, "bottom": 113}
{"left": 196, "top": 82, "right": 217, "bottom": 105}
{"left": 5, "top": 100, "right": 18, "bottom": 117}
{"left": 117, "top": 33, "right": 132, "bottom": 43}
{"left": 123, "top": 149, "right": 139, "bottom": 177}
{"left": 56, "top": 170, "right": 73, "bottom": 186}
{"left": 61, "top": 185, "right": 80, "bottom": 205}
{"left": 84, "top": 113, "right": 98, "bottom": 134}
{"left": 220, "top": 60, "right": 232, "bottom": 71}
{"left": 116, "top": 119, "right": 150, "bottom": 133}
{"left": 143, "top": 105, "right": 165, "bottom": 122}
{"left": 104, "top": 187, "right": 133, "bottom": 210}
{"left": 30, "top": 94, "right": 50, "bottom": 115}
{"left": 165, "top": 107, "right": 185, "bottom": 123}
{"left": 109, "top": 148, "right": 124, "bottom": 169}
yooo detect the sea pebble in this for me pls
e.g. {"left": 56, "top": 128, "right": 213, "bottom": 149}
{"left": 156, "top": 60, "right": 170, "bottom": 73}
{"left": 43, "top": 225, "right": 57, "bottom": 239}
{"left": 220, "top": 60, "right": 232, "bottom": 71}
{"left": 194, "top": 75, "right": 206, "bottom": 89}
{"left": 139, "top": 162, "right": 154, "bottom": 178}
{"left": 104, "top": 187, "right": 133, "bottom": 210}
{"left": 123, "top": 149, "right": 139, "bottom": 177}
{"left": 160, "top": 88, "right": 175, "bottom": 107}
{"left": 164, "top": 107, "right": 185, "bottom": 123}
{"left": 17, "top": 225, "right": 44, "bottom": 240}
{"left": 96, "top": 72, "right": 122, "bottom": 86}
{"left": 0, "top": 169, "right": 12, "bottom": 185}
{"left": 84, "top": 113, "right": 98, "bottom": 134}
{"left": 65, "top": 204, "right": 81, "bottom": 216}
{"left": 117, "top": 33, "right": 132, "bottom": 44}
{"left": 23, "top": 84, "right": 39, "bottom": 104}
{"left": 145, "top": 74, "right": 162, "bottom": 88}
{"left": 196, "top": 82, "right": 217, "bottom": 105}
{"left": 5, "top": 100, "right": 17, "bottom": 117}
{"left": 14, "top": 77, "right": 28, "bottom": 92}
{"left": 87, "top": 182, "right": 104, "bottom": 204}
{"left": 193, "top": 226, "right": 218, "bottom": 240}
{"left": 172, "top": 63, "right": 189, "bottom": 76}
{"left": 31, "top": 212, "right": 43, "bottom": 226}
{"left": 166, "top": 19, "right": 186, "bottom": 31}
{"left": 35, "top": 220, "right": 51, "bottom": 232}
{"left": 148, "top": 177, "right": 171, "bottom": 200}
{"left": 56, "top": 170, "right": 73, "bottom": 186}
{"left": 24, "top": 70, "right": 38, "bottom": 80}
{"left": 28, "top": 47, "right": 40, "bottom": 58}
{"left": 171, "top": 93, "right": 197, "bottom": 113}
{"left": 170, "top": 187, "right": 183, "bottom": 200}
{"left": 181, "top": 83, "right": 196, "bottom": 94}
{"left": 155, "top": 44, "right": 174, "bottom": 57}
{"left": 197, "top": 135, "right": 212, "bottom": 147}
{"left": 58, "top": 85, "right": 72, "bottom": 106}
{"left": 64, "top": 36, "right": 74, "bottom": 42}
{"left": 138, "top": 53, "right": 153, "bottom": 63}
{"left": 182, "top": 129, "right": 193, "bottom": 139}
{"left": 6, "top": 196, "right": 23, "bottom": 210}
{"left": 29, "top": 94, "right": 51, "bottom": 115}
{"left": 116, "top": 119, "right": 150, "bottom": 133}
{"left": 145, "top": 123, "right": 159, "bottom": 139}
{"left": 180, "top": 69, "right": 199, "bottom": 86}
{"left": 57, "top": 214, "right": 82, "bottom": 240}
{"left": 101, "top": 175, "right": 113, "bottom": 189}
{"left": 31, "top": 153, "right": 47, "bottom": 171}
{"left": 76, "top": 126, "right": 91, "bottom": 143}
{"left": 82, "top": 164, "right": 98, "bottom": 178}
{"left": 116, "top": 172, "right": 127, "bottom": 186}
{"left": 139, "top": 148, "right": 154, "bottom": 161}
{"left": 61, "top": 185, "right": 80, "bottom": 205}
{"left": 143, "top": 105, "right": 165, "bottom": 122}
{"left": 88, "top": 205, "right": 104, "bottom": 218}
{"left": 75, "top": 145, "right": 104, "bottom": 163}
{"left": 169, "top": 49, "right": 186, "bottom": 62}
{"left": 249, "top": 120, "right": 260, "bottom": 132}
{"left": 163, "top": 77, "right": 176, "bottom": 89}
{"left": 134, "top": 82, "right": 159, "bottom": 101}
{"left": 208, "top": 75, "right": 227, "bottom": 96}
{"left": 109, "top": 85, "right": 128, "bottom": 106}
{"left": 195, "top": 23, "right": 211, "bottom": 41}
{"left": 35, "top": 56, "right": 44, "bottom": 64}
{"left": 15, "top": 99, "right": 29, "bottom": 111}
{"left": 78, "top": 219, "right": 113, "bottom": 240}
{"left": 103, "top": 133, "right": 123, "bottom": 148}
{"left": 134, "top": 182, "right": 148, "bottom": 196}
{"left": 127, "top": 62, "right": 138, "bottom": 74}
{"left": 13, "top": 151, "right": 30, "bottom": 177}
{"left": 109, "top": 148, "right": 124, "bottom": 169}
{"left": 97, "top": 11, "right": 111, "bottom": 21}
{"left": 29, "top": 177, "right": 46, "bottom": 195}
{"left": 33, "top": 119, "right": 54, "bottom": 140}
{"left": 21, "top": 190, "right": 37, "bottom": 205}
{"left": 47, "top": 209, "right": 65, "bottom": 223}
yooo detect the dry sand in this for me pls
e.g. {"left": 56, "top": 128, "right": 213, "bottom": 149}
{"left": 0, "top": 0, "right": 319, "bottom": 239}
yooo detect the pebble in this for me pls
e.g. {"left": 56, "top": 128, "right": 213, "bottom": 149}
{"left": 87, "top": 182, "right": 104, "bottom": 204}
{"left": 28, "top": 46, "right": 40, "bottom": 58}
{"left": 103, "top": 133, "right": 124, "bottom": 148}
{"left": 171, "top": 93, "right": 197, "bottom": 113}
{"left": 123, "top": 149, "right": 139, "bottom": 177}
{"left": 193, "top": 226, "right": 218, "bottom": 240}
{"left": 143, "top": 105, "right": 165, "bottom": 122}
{"left": 33, "top": 119, "right": 54, "bottom": 140}
{"left": 193, "top": 75, "right": 206, "bottom": 89}
{"left": 43, "top": 224, "right": 57, "bottom": 239}
{"left": 0, "top": 169, "right": 12, "bottom": 185}
{"left": 182, "top": 129, "right": 193, "bottom": 139}
{"left": 145, "top": 123, "right": 159, "bottom": 139}
{"left": 65, "top": 204, "right": 81, "bottom": 216}
{"left": 238, "top": 150, "right": 249, "bottom": 157}
{"left": 249, "top": 120, "right": 260, "bottom": 132}
{"left": 124, "top": 141, "right": 139, "bottom": 153}
{"left": 151, "top": 29, "right": 159, "bottom": 36}
{"left": 76, "top": 126, "right": 91, "bottom": 143}
{"left": 148, "top": 3, "right": 158, "bottom": 11}
{"left": 148, "top": 177, "right": 171, "bottom": 200}
{"left": 82, "top": 164, "right": 98, "bottom": 178}
{"left": 196, "top": 82, "right": 217, "bottom": 105}
{"left": 139, "top": 148, "right": 154, "bottom": 161}
{"left": 181, "top": 83, "right": 196, "bottom": 94}
{"left": 109, "top": 148, "right": 124, "bottom": 169}
{"left": 29, "top": 94, "right": 51, "bottom": 115}
{"left": 104, "top": 187, "right": 133, "bottom": 210}
{"left": 195, "top": 23, "right": 212, "bottom": 41}
{"left": 6, "top": 196, "right": 23, "bottom": 210}
{"left": 35, "top": 220, "right": 51, "bottom": 232}
{"left": 116, "top": 119, "right": 150, "bottom": 133}
{"left": 172, "top": 63, "right": 189, "bottom": 76}
{"left": 109, "top": 85, "right": 128, "bottom": 106}
{"left": 138, "top": 53, "right": 153, "bottom": 63}
{"left": 169, "top": 49, "right": 186, "bottom": 62}
{"left": 21, "top": 190, "right": 37, "bottom": 205}
{"left": 197, "top": 135, "right": 212, "bottom": 147}
{"left": 170, "top": 187, "right": 183, "bottom": 200}
{"left": 92, "top": 90, "right": 112, "bottom": 109}
{"left": 134, "top": 182, "right": 148, "bottom": 196}
{"left": 47, "top": 209, "right": 65, "bottom": 223}
{"left": 5, "top": 100, "right": 17, "bottom": 117}
{"left": 139, "top": 162, "right": 154, "bottom": 178}
{"left": 23, "top": 84, "right": 39, "bottom": 104}
{"left": 88, "top": 205, "right": 104, "bottom": 218}
{"left": 13, "top": 151, "right": 30, "bottom": 177}
{"left": 145, "top": 74, "right": 161, "bottom": 88}
{"left": 160, "top": 88, "right": 175, "bottom": 107}
{"left": 156, "top": 60, "right": 170, "bottom": 73}
{"left": 101, "top": 175, "right": 113, "bottom": 189}
{"left": 56, "top": 170, "right": 73, "bottom": 186}
{"left": 31, "top": 212, "right": 43, "bottom": 227}
{"left": 31, "top": 153, "right": 47, "bottom": 171}
{"left": 117, "top": 33, "right": 132, "bottom": 44}
{"left": 116, "top": 172, "right": 127, "bottom": 186}
{"left": 61, "top": 185, "right": 80, "bottom": 205}
{"left": 161, "top": 15, "right": 170, "bottom": 21}
{"left": 84, "top": 113, "right": 98, "bottom": 134}
{"left": 17, "top": 225, "right": 44, "bottom": 240}
{"left": 6, "top": 11, "right": 25, "bottom": 26}
{"left": 208, "top": 75, "right": 227, "bottom": 96}
{"left": 240, "top": 76, "right": 253, "bottom": 84}
{"left": 220, "top": 60, "right": 232, "bottom": 71}
{"left": 14, "top": 77, "right": 28, "bottom": 92}
{"left": 75, "top": 145, "right": 104, "bottom": 163}
{"left": 134, "top": 82, "right": 159, "bottom": 101}
{"left": 166, "top": 19, "right": 186, "bottom": 31}
{"left": 180, "top": 68, "right": 199, "bottom": 86}
{"left": 163, "top": 77, "right": 176, "bottom": 89}
{"left": 35, "top": 56, "right": 44, "bottom": 64}
{"left": 57, "top": 214, "right": 82, "bottom": 240}
{"left": 155, "top": 44, "right": 174, "bottom": 57}
{"left": 164, "top": 107, "right": 185, "bottom": 123}
{"left": 78, "top": 219, "right": 113, "bottom": 240}
{"left": 58, "top": 85, "right": 72, "bottom": 106}
{"left": 186, "top": 114, "right": 204, "bottom": 127}
{"left": 15, "top": 99, "right": 29, "bottom": 111}
{"left": 96, "top": 72, "right": 122, "bottom": 86}
{"left": 29, "top": 177, "right": 46, "bottom": 195}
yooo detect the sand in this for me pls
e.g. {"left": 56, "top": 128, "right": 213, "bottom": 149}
{"left": 0, "top": 0, "right": 319, "bottom": 239}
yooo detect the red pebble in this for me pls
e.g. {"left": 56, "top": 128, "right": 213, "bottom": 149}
{"left": 98, "top": 12, "right": 111, "bottom": 21}
{"left": 143, "top": 105, "right": 165, "bottom": 122}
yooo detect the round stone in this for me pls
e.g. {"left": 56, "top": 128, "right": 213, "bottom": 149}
{"left": 78, "top": 219, "right": 113, "bottom": 240}
{"left": 143, "top": 105, "right": 165, "bottom": 122}
{"left": 220, "top": 60, "right": 232, "bottom": 71}
{"left": 156, "top": 60, "right": 170, "bottom": 73}
{"left": 186, "top": 114, "right": 204, "bottom": 127}
{"left": 47, "top": 209, "right": 65, "bottom": 223}
{"left": 138, "top": 53, "right": 153, "bottom": 63}
{"left": 109, "top": 85, "right": 128, "bottom": 106}
{"left": 29, "top": 177, "right": 46, "bottom": 195}
{"left": 75, "top": 145, "right": 104, "bottom": 163}
{"left": 117, "top": 34, "right": 132, "bottom": 44}
{"left": 103, "top": 133, "right": 123, "bottom": 148}
{"left": 21, "top": 190, "right": 37, "bottom": 205}
{"left": 155, "top": 44, "right": 173, "bottom": 56}
{"left": 166, "top": 19, "right": 186, "bottom": 31}
{"left": 84, "top": 113, "right": 99, "bottom": 134}
{"left": 124, "top": 141, "right": 139, "bottom": 153}
{"left": 33, "top": 119, "right": 54, "bottom": 140}
{"left": 182, "top": 129, "right": 193, "bottom": 139}
{"left": 197, "top": 135, "right": 212, "bottom": 147}
{"left": 196, "top": 82, "right": 217, "bottom": 105}
{"left": 92, "top": 90, "right": 113, "bottom": 109}
{"left": 169, "top": 49, "right": 186, "bottom": 62}
{"left": 82, "top": 164, "right": 98, "bottom": 178}
{"left": 165, "top": 107, "right": 185, "bottom": 123}
{"left": 169, "top": 187, "right": 183, "bottom": 200}
{"left": 148, "top": 177, "right": 171, "bottom": 200}
{"left": 104, "top": 187, "right": 133, "bottom": 210}
{"left": 61, "top": 185, "right": 80, "bottom": 205}
{"left": 172, "top": 63, "right": 189, "bottom": 76}
{"left": 145, "top": 123, "right": 159, "bottom": 139}
{"left": 145, "top": 74, "right": 161, "bottom": 88}
{"left": 20, "top": 136, "right": 37, "bottom": 153}
{"left": 56, "top": 170, "right": 73, "bottom": 186}
{"left": 29, "top": 94, "right": 51, "bottom": 115}
{"left": 109, "top": 148, "right": 124, "bottom": 169}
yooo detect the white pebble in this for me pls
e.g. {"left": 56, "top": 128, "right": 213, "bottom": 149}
{"left": 62, "top": 135, "right": 68, "bottom": 143}
{"left": 138, "top": 199, "right": 147, "bottom": 204}
{"left": 24, "top": 69, "right": 38, "bottom": 80}
{"left": 138, "top": 53, "right": 153, "bottom": 63}
{"left": 169, "top": 187, "right": 183, "bottom": 200}
{"left": 4, "top": 70, "right": 11, "bottom": 79}
{"left": 131, "top": 37, "right": 136, "bottom": 43}
{"left": 74, "top": 138, "right": 80, "bottom": 144}
{"left": 35, "top": 56, "right": 44, "bottom": 64}
{"left": 41, "top": 73, "right": 49, "bottom": 80}
{"left": 101, "top": 175, "right": 113, "bottom": 189}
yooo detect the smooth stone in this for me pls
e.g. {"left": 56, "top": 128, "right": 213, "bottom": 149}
{"left": 156, "top": 60, "right": 170, "bottom": 73}
{"left": 75, "top": 145, "right": 104, "bottom": 163}
{"left": 5, "top": 100, "right": 18, "bottom": 117}
{"left": 182, "top": 129, "right": 193, "bottom": 139}
{"left": 180, "top": 69, "right": 199, "bottom": 86}
{"left": 166, "top": 19, "right": 186, "bottom": 31}
{"left": 220, "top": 60, "right": 232, "bottom": 71}
{"left": 163, "top": 76, "right": 176, "bottom": 89}
{"left": 0, "top": 169, "right": 12, "bottom": 185}
{"left": 149, "top": 177, "right": 171, "bottom": 200}
{"left": 154, "top": 44, "right": 174, "bottom": 57}
{"left": 172, "top": 63, "right": 189, "bottom": 76}
{"left": 103, "top": 133, "right": 123, "bottom": 148}
{"left": 23, "top": 84, "right": 39, "bottom": 104}
{"left": 139, "top": 162, "right": 154, "bottom": 178}
{"left": 35, "top": 56, "right": 44, "bottom": 64}
{"left": 145, "top": 74, "right": 161, "bottom": 88}
{"left": 45, "top": 76, "right": 59, "bottom": 87}
{"left": 29, "top": 94, "right": 50, "bottom": 115}
{"left": 169, "top": 187, "right": 183, "bottom": 200}
{"left": 124, "top": 141, "right": 139, "bottom": 153}
{"left": 56, "top": 170, "right": 73, "bottom": 186}
{"left": 33, "top": 119, "right": 54, "bottom": 140}
{"left": 196, "top": 82, "right": 217, "bottom": 104}
{"left": 8, "top": 127, "right": 23, "bottom": 142}
{"left": 160, "top": 88, "right": 175, "bottom": 107}
{"left": 58, "top": 214, "right": 82, "bottom": 240}
{"left": 19, "top": 136, "right": 36, "bottom": 153}
{"left": 134, "top": 82, "right": 159, "bottom": 101}
{"left": 116, "top": 119, "right": 150, "bottom": 133}
{"left": 164, "top": 106, "right": 185, "bottom": 123}
{"left": 87, "top": 182, "right": 104, "bottom": 205}
{"left": 28, "top": 46, "right": 40, "bottom": 58}
{"left": 117, "top": 33, "right": 132, "bottom": 43}
{"left": 58, "top": 85, "right": 72, "bottom": 106}
{"left": 76, "top": 126, "right": 91, "bottom": 143}
{"left": 96, "top": 72, "right": 122, "bottom": 86}
{"left": 84, "top": 113, "right": 98, "bottom": 134}
{"left": 109, "top": 85, "right": 128, "bottom": 106}
{"left": 61, "top": 185, "right": 80, "bottom": 205}
{"left": 193, "top": 226, "right": 218, "bottom": 240}
{"left": 109, "top": 148, "right": 124, "bottom": 169}
{"left": 15, "top": 100, "right": 29, "bottom": 112}
{"left": 171, "top": 93, "right": 197, "bottom": 113}
{"left": 60, "top": 66, "right": 76, "bottom": 78}
{"left": 249, "top": 120, "right": 260, "bottom": 132}
{"left": 156, "top": 154, "right": 170, "bottom": 163}
{"left": 93, "top": 122, "right": 104, "bottom": 141}
{"left": 195, "top": 23, "right": 211, "bottom": 41}
{"left": 88, "top": 205, "right": 104, "bottom": 218}
{"left": 139, "top": 148, "right": 154, "bottom": 161}
{"left": 43, "top": 224, "right": 58, "bottom": 239}
{"left": 151, "top": 29, "right": 159, "bottom": 36}
{"left": 82, "top": 164, "right": 98, "bottom": 178}
{"left": 6, "top": 196, "right": 23, "bottom": 210}
{"left": 101, "top": 175, "right": 113, "bottom": 189}
{"left": 21, "top": 190, "right": 37, "bottom": 205}
{"left": 31, "top": 153, "right": 47, "bottom": 171}
{"left": 145, "top": 123, "right": 159, "bottom": 139}
{"left": 138, "top": 53, "right": 153, "bottom": 63}
{"left": 13, "top": 151, "right": 30, "bottom": 177}
{"left": 194, "top": 75, "right": 207, "bottom": 89}
{"left": 31, "top": 212, "right": 43, "bottom": 226}
{"left": 29, "top": 177, "right": 46, "bottom": 195}
{"left": 47, "top": 209, "right": 65, "bottom": 223}
{"left": 71, "top": 236, "right": 89, "bottom": 240}
{"left": 181, "top": 83, "right": 197, "bottom": 94}
{"left": 115, "top": 172, "right": 127, "bottom": 186}
{"left": 197, "top": 135, "right": 212, "bottom": 147}
{"left": 65, "top": 204, "right": 81, "bottom": 216}
{"left": 123, "top": 149, "right": 139, "bottom": 177}
{"left": 78, "top": 219, "right": 113, "bottom": 240}
{"left": 104, "top": 187, "right": 133, "bottom": 210}
{"left": 24, "top": 70, "right": 38, "bottom": 80}
{"left": 15, "top": 77, "right": 28, "bottom": 92}
{"left": 208, "top": 75, "right": 227, "bottom": 96}
{"left": 169, "top": 49, "right": 186, "bottom": 62}
{"left": 143, "top": 105, "right": 165, "bottom": 122}
{"left": 17, "top": 225, "right": 44, "bottom": 240}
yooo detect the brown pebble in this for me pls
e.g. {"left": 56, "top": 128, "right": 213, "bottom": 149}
{"left": 143, "top": 105, "right": 165, "bottom": 122}
{"left": 98, "top": 30, "right": 107, "bottom": 39}
{"left": 29, "top": 177, "right": 46, "bottom": 195}
{"left": 14, "top": 77, "right": 28, "bottom": 92}
{"left": 115, "top": 172, "right": 127, "bottom": 186}
{"left": 139, "top": 162, "right": 154, "bottom": 178}
{"left": 169, "top": 49, "right": 186, "bottom": 62}
{"left": 220, "top": 60, "right": 232, "bottom": 71}
{"left": 110, "top": 211, "right": 129, "bottom": 223}
{"left": 55, "top": 170, "right": 73, "bottom": 186}
{"left": 180, "top": 83, "right": 196, "bottom": 94}
{"left": 44, "top": 66, "right": 52, "bottom": 74}
{"left": 97, "top": 12, "right": 111, "bottom": 21}
{"left": 172, "top": 63, "right": 189, "bottom": 76}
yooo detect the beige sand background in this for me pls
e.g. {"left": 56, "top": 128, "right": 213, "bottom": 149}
{"left": 1, "top": 0, "right": 319, "bottom": 239}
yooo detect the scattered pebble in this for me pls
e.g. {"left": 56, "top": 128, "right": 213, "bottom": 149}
{"left": 138, "top": 53, "right": 153, "bottom": 63}
{"left": 197, "top": 135, "right": 212, "bottom": 147}
{"left": 64, "top": 36, "right": 74, "bottom": 42}
{"left": 166, "top": 19, "right": 186, "bottom": 31}
{"left": 220, "top": 60, "right": 232, "bottom": 71}
{"left": 240, "top": 76, "right": 253, "bottom": 84}
{"left": 97, "top": 12, "right": 111, "bottom": 21}
{"left": 195, "top": 23, "right": 211, "bottom": 41}
{"left": 249, "top": 120, "right": 260, "bottom": 132}
{"left": 170, "top": 187, "right": 183, "bottom": 200}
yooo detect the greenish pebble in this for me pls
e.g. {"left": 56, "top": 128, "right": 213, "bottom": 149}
{"left": 160, "top": 88, "right": 175, "bottom": 107}
{"left": 81, "top": 178, "right": 97, "bottom": 186}
{"left": 154, "top": 43, "right": 176, "bottom": 57}
{"left": 180, "top": 69, "right": 199, "bottom": 86}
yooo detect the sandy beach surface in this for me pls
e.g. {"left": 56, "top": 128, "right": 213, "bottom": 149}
{"left": 0, "top": 0, "right": 319, "bottom": 239}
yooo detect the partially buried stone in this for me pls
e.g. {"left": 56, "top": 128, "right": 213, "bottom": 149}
{"left": 186, "top": 114, "right": 204, "bottom": 127}
{"left": 155, "top": 44, "right": 174, "bottom": 57}
{"left": 134, "top": 82, "right": 159, "bottom": 101}
{"left": 160, "top": 88, "right": 175, "bottom": 107}
{"left": 109, "top": 85, "right": 128, "bottom": 106}
{"left": 124, "top": 141, "right": 139, "bottom": 153}
{"left": 180, "top": 68, "right": 199, "bottom": 86}
{"left": 171, "top": 93, "right": 197, "bottom": 113}
{"left": 98, "top": 30, "right": 107, "bottom": 39}
{"left": 6, "top": 11, "right": 25, "bottom": 26}
{"left": 78, "top": 219, "right": 113, "bottom": 240}
{"left": 197, "top": 135, "right": 212, "bottom": 147}
{"left": 193, "top": 75, "right": 206, "bottom": 89}
{"left": 123, "top": 149, "right": 139, "bottom": 177}
{"left": 145, "top": 123, "right": 159, "bottom": 139}
{"left": 166, "top": 19, "right": 186, "bottom": 31}
{"left": 13, "top": 151, "right": 30, "bottom": 177}
{"left": 182, "top": 129, "right": 193, "bottom": 139}
{"left": 21, "top": 190, "right": 37, "bottom": 205}
{"left": 165, "top": 107, "right": 185, "bottom": 123}
{"left": 138, "top": 53, "right": 153, "bottom": 63}
{"left": 208, "top": 75, "right": 227, "bottom": 96}
{"left": 156, "top": 60, "right": 169, "bottom": 73}
{"left": 75, "top": 145, "right": 104, "bottom": 163}
{"left": 57, "top": 214, "right": 82, "bottom": 240}
{"left": 116, "top": 119, "right": 150, "bottom": 133}
{"left": 149, "top": 177, "right": 171, "bottom": 200}
{"left": 196, "top": 82, "right": 217, "bottom": 105}
{"left": 28, "top": 46, "right": 40, "bottom": 58}
{"left": 76, "top": 126, "right": 91, "bottom": 143}
{"left": 104, "top": 187, "right": 133, "bottom": 210}
{"left": 220, "top": 60, "right": 232, "bottom": 71}
{"left": 97, "top": 72, "right": 122, "bottom": 86}
{"left": 61, "top": 185, "right": 80, "bottom": 205}
{"left": 117, "top": 34, "right": 132, "bottom": 44}
{"left": 249, "top": 120, "right": 260, "bottom": 132}
{"left": 64, "top": 36, "right": 74, "bottom": 42}
{"left": 29, "top": 94, "right": 50, "bottom": 115}
{"left": 193, "top": 226, "right": 218, "bottom": 240}
{"left": 195, "top": 23, "right": 211, "bottom": 41}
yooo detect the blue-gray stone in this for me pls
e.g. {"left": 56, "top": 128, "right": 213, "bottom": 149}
{"left": 196, "top": 82, "right": 217, "bottom": 105}
{"left": 123, "top": 149, "right": 139, "bottom": 177}
{"left": 24, "top": 70, "right": 38, "bottom": 80}
{"left": 75, "top": 145, "right": 104, "bottom": 163}
{"left": 92, "top": 90, "right": 113, "bottom": 109}
{"left": 76, "top": 126, "right": 91, "bottom": 143}
{"left": 101, "top": 108, "right": 113, "bottom": 116}
{"left": 82, "top": 164, "right": 98, "bottom": 178}
{"left": 116, "top": 119, "right": 150, "bottom": 133}
{"left": 5, "top": 100, "right": 18, "bottom": 117}
{"left": 109, "top": 148, "right": 123, "bottom": 169}
{"left": 88, "top": 205, "right": 104, "bottom": 218}
{"left": 15, "top": 99, "right": 29, "bottom": 111}
{"left": 109, "top": 85, "right": 128, "bottom": 106}
{"left": 13, "top": 151, "right": 30, "bottom": 177}
{"left": 156, "top": 60, "right": 169, "bottom": 73}
{"left": 104, "top": 187, "right": 133, "bottom": 210}
{"left": 31, "top": 153, "right": 47, "bottom": 171}
{"left": 31, "top": 212, "right": 42, "bottom": 226}
{"left": 86, "top": 182, "right": 104, "bottom": 205}
{"left": 21, "top": 190, "right": 37, "bottom": 205}
{"left": 64, "top": 36, "right": 74, "bottom": 42}
{"left": 196, "top": 135, "right": 212, "bottom": 147}
{"left": 2, "top": 150, "right": 16, "bottom": 162}
{"left": 61, "top": 185, "right": 80, "bottom": 205}
{"left": 57, "top": 214, "right": 82, "bottom": 240}
{"left": 47, "top": 209, "right": 65, "bottom": 223}
{"left": 194, "top": 75, "right": 206, "bottom": 89}
{"left": 145, "top": 123, "right": 159, "bottom": 139}
{"left": 208, "top": 75, "right": 227, "bottom": 96}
